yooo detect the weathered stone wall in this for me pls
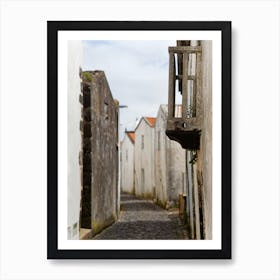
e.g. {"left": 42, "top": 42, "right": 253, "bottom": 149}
{"left": 184, "top": 40, "right": 212, "bottom": 239}
{"left": 80, "top": 71, "right": 119, "bottom": 236}
{"left": 80, "top": 79, "right": 91, "bottom": 229}
{"left": 155, "top": 105, "right": 186, "bottom": 208}
{"left": 200, "top": 40, "right": 212, "bottom": 239}
{"left": 67, "top": 41, "right": 83, "bottom": 240}
{"left": 120, "top": 133, "right": 135, "bottom": 194}
{"left": 134, "top": 118, "right": 155, "bottom": 199}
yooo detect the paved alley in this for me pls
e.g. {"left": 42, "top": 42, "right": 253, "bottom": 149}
{"left": 93, "top": 193, "right": 188, "bottom": 240}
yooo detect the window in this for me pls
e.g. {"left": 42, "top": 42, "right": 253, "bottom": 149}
{"left": 158, "top": 131, "right": 160, "bottom": 150}
{"left": 104, "top": 98, "right": 109, "bottom": 120}
{"left": 141, "top": 135, "right": 144, "bottom": 149}
{"left": 141, "top": 168, "right": 145, "bottom": 194}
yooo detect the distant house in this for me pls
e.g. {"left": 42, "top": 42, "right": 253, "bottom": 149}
{"left": 134, "top": 117, "right": 156, "bottom": 198}
{"left": 120, "top": 131, "right": 135, "bottom": 194}
{"left": 154, "top": 105, "right": 186, "bottom": 209}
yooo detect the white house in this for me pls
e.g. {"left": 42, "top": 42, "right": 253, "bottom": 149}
{"left": 134, "top": 117, "right": 156, "bottom": 198}
{"left": 120, "top": 131, "right": 135, "bottom": 194}
{"left": 154, "top": 105, "right": 186, "bottom": 208}
{"left": 67, "top": 40, "right": 83, "bottom": 240}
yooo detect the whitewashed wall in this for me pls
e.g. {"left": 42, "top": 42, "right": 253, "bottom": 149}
{"left": 154, "top": 108, "right": 167, "bottom": 205}
{"left": 67, "top": 41, "right": 83, "bottom": 239}
{"left": 134, "top": 118, "right": 155, "bottom": 198}
{"left": 155, "top": 105, "right": 186, "bottom": 208}
{"left": 120, "top": 133, "right": 135, "bottom": 194}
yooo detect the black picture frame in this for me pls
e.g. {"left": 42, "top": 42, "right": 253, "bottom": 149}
{"left": 47, "top": 21, "right": 231, "bottom": 259}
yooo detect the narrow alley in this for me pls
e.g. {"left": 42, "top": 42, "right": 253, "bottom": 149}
{"left": 66, "top": 40, "right": 214, "bottom": 241}
{"left": 93, "top": 194, "right": 188, "bottom": 240}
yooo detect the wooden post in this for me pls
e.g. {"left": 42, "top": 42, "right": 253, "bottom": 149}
{"left": 168, "top": 52, "right": 175, "bottom": 118}
{"left": 182, "top": 53, "right": 189, "bottom": 118}
{"left": 191, "top": 79, "right": 196, "bottom": 117}
{"left": 196, "top": 51, "right": 202, "bottom": 118}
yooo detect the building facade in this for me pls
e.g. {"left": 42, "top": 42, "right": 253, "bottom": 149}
{"left": 166, "top": 40, "right": 212, "bottom": 239}
{"left": 80, "top": 70, "right": 119, "bottom": 238}
{"left": 120, "top": 131, "right": 135, "bottom": 194}
{"left": 67, "top": 41, "right": 83, "bottom": 240}
{"left": 134, "top": 117, "right": 156, "bottom": 199}
{"left": 154, "top": 105, "right": 186, "bottom": 209}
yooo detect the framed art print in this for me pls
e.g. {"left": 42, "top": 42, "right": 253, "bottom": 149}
{"left": 47, "top": 21, "right": 231, "bottom": 259}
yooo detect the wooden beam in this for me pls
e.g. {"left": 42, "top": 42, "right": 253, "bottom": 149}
{"left": 196, "top": 51, "right": 202, "bottom": 117}
{"left": 182, "top": 53, "right": 188, "bottom": 118}
{"left": 177, "top": 53, "right": 183, "bottom": 93}
{"left": 176, "top": 75, "right": 195, "bottom": 80}
{"left": 177, "top": 40, "right": 191, "bottom": 46}
{"left": 168, "top": 53, "right": 175, "bottom": 118}
{"left": 193, "top": 79, "right": 197, "bottom": 117}
{"left": 169, "top": 46, "right": 202, "bottom": 53}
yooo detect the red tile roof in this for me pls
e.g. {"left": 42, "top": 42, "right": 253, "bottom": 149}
{"left": 127, "top": 131, "right": 135, "bottom": 143}
{"left": 145, "top": 117, "right": 156, "bottom": 127}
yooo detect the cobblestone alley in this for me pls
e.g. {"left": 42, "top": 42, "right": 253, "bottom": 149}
{"left": 93, "top": 193, "right": 188, "bottom": 240}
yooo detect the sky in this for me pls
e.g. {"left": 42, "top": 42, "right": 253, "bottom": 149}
{"left": 82, "top": 40, "right": 175, "bottom": 140}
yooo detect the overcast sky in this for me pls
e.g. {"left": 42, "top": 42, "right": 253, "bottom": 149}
{"left": 82, "top": 40, "right": 175, "bottom": 140}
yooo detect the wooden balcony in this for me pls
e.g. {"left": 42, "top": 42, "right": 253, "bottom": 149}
{"left": 165, "top": 45, "right": 202, "bottom": 150}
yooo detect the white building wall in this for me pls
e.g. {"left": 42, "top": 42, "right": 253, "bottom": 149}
{"left": 155, "top": 110, "right": 167, "bottom": 205}
{"left": 120, "top": 134, "right": 135, "bottom": 194}
{"left": 67, "top": 41, "right": 83, "bottom": 239}
{"left": 155, "top": 105, "right": 186, "bottom": 208}
{"left": 134, "top": 119, "right": 155, "bottom": 198}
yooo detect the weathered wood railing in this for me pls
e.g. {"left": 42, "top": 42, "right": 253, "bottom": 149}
{"left": 166, "top": 46, "right": 202, "bottom": 150}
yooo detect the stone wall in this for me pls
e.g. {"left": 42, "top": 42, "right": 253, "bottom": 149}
{"left": 184, "top": 40, "right": 212, "bottom": 239}
{"left": 200, "top": 40, "right": 212, "bottom": 239}
{"left": 80, "top": 71, "right": 119, "bottom": 236}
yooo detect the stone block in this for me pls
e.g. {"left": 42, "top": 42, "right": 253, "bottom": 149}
{"left": 83, "top": 172, "right": 91, "bottom": 185}
{"left": 83, "top": 153, "right": 91, "bottom": 171}
{"left": 79, "top": 94, "right": 83, "bottom": 105}
{"left": 82, "top": 185, "right": 91, "bottom": 202}
{"left": 83, "top": 122, "right": 92, "bottom": 137}
{"left": 81, "top": 217, "right": 91, "bottom": 229}
{"left": 83, "top": 91, "right": 91, "bottom": 108}
{"left": 83, "top": 139, "right": 91, "bottom": 152}
{"left": 83, "top": 108, "right": 92, "bottom": 121}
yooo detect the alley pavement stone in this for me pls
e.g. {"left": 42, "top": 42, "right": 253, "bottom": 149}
{"left": 93, "top": 193, "right": 188, "bottom": 240}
